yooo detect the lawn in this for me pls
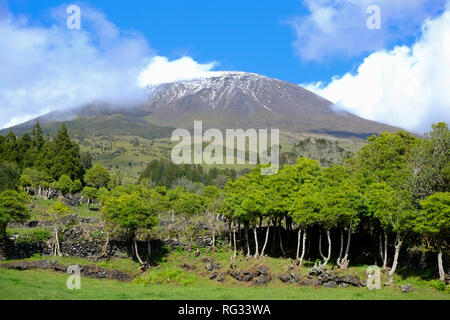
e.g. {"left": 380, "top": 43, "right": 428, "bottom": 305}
{"left": 1, "top": 249, "right": 449, "bottom": 300}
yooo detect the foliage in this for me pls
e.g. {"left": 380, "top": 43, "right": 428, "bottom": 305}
{"left": 84, "top": 164, "right": 111, "bottom": 189}
{"left": 48, "top": 201, "right": 70, "bottom": 216}
{"left": 0, "top": 190, "right": 30, "bottom": 238}
{"left": 132, "top": 267, "right": 196, "bottom": 286}
{"left": 56, "top": 175, "right": 73, "bottom": 195}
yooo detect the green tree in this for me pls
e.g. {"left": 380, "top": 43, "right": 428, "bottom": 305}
{"left": 48, "top": 201, "right": 70, "bottom": 257}
{"left": 0, "top": 190, "right": 30, "bottom": 242}
{"left": 366, "top": 182, "right": 415, "bottom": 284}
{"left": 70, "top": 180, "right": 83, "bottom": 194}
{"left": 84, "top": 164, "right": 111, "bottom": 189}
{"left": 415, "top": 192, "right": 450, "bottom": 282}
{"left": 46, "top": 124, "right": 82, "bottom": 180}
{"left": 0, "top": 162, "right": 20, "bottom": 192}
{"left": 410, "top": 123, "right": 450, "bottom": 202}
{"left": 82, "top": 186, "right": 98, "bottom": 207}
{"left": 102, "top": 192, "right": 160, "bottom": 265}
{"left": 56, "top": 175, "right": 72, "bottom": 195}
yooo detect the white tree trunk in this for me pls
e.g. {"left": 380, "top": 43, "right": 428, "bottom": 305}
{"left": 133, "top": 238, "right": 144, "bottom": 265}
{"left": 321, "top": 230, "right": 332, "bottom": 267}
{"left": 299, "top": 230, "right": 307, "bottom": 267}
{"left": 232, "top": 223, "right": 237, "bottom": 257}
{"left": 319, "top": 230, "right": 325, "bottom": 261}
{"left": 338, "top": 228, "right": 344, "bottom": 260}
{"left": 253, "top": 228, "right": 259, "bottom": 259}
{"left": 245, "top": 226, "right": 251, "bottom": 257}
{"left": 383, "top": 231, "right": 388, "bottom": 269}
{"left": 388, "top": 234, "right": 403, "bottom": 285}
{"left": 438, "top": 248, "right": 446, "bottom": 282}
{"left": 296, "top": 229, "right": 302, "bottom": 261}
{"left": 260, "top": 225, "right": 270, "bottom": 257}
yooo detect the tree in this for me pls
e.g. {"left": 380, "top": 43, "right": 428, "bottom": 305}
{"left": 56, "top": 175, "right": 73, "bottom": 195}
{"left": 101, "top": 192, "right": 159, "bottom": 265}
{"left": 0, "top": 162, "right": 20, "bottom": 192}
{"left": 84, "top": 164, "right": 111, "bottom": 189}
{"left": 48, "top": 201, "right": 70, "bottom": 257}
{"left": 0, "top": 190, "right": 30, "bottom": 242}
{"left": 82, "top": 187, "right": 98, "bottom": 207}
{"left": 366, "top": 182, "right": 415, "bottom": 284}
{"left": 201, "top": 186, "right": 223, "bottom": 250}
{"left": 415, "top": 192, "right": 450, "bottom": 282}
{"left": 70, "top": 180, "right": 83, "bottom": 194}
{"left": 290, "top": 182, "right": 320, "bottom": 266}
{"left": 320, "top": 166, "right": 365, "bottom": 269}
{"left": 46, "top": 124, "right": 82, "bottom": 180}
{"left": 410, "top": 123, "right": 449, "bottom": 202}
{"left": 31, "top": 122, "right": 44, "bottom": 151}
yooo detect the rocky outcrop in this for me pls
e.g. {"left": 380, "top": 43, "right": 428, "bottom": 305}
{"left": 0, "top": 260, "right": 133, "bottom": 281}
{"left": 278, "top": 266, "right": 363, "bottom": 288}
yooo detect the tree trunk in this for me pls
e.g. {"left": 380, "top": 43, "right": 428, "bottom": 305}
{"left": 296, "top": 229, "right": 302, "bottom": 261}
{"left": 278, "top": 221, "right": 286, "bottom": 257}
{"left": 54, "top": 228, "right": 62, "bottom": 257}
{"left": 338, "top": 225, "right": 352, "bottom": 269}
{"left": 438, "top": 248, "right": 446, "bottom": 282}
{"left": 379, "top": 234, "right": 384, "bottom": 265}
{"left": 133, "top": 238, "right": 144, "bottom": 265}
{"left": 383, "top": 231, "right": 388, "bottom": 269}
{"left": 212, "top": 231, "right": 216, "bottom": 250}
{"left": 321, "top": 230, "right": 331, "bottom": 267}
{"left": 338, "top": 228, "right": 344, "bottom": 260}
{"left": 232, "top": 223, "right": 237, "bottom": 257}
{"left": 299, "top": 230, "right": 307, "bottom": 267}
{"left": 229, "top": 222, "right": 232, "bottom": 247}
{"left": 388, "top": 234, "right": 403, "bottom": 285}
{"left": 261, "top": 224, "right": 270, "bottom": 257}
{"left": 245, "top": 225, "right": 251, "bottom": 257}
{"left": 319, "top": 230, "right": 325, "bottom": 261}
{"left": 253, "top": 228, "right": 259, "bottom": 258}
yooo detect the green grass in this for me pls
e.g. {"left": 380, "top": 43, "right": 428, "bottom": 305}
{"left": 1, "top": 249, "right": 448, "bottom": 300}
{"left": 29, "top": 198, "right": 100, "bottom": 220}
{"left": 1, "top": 268, "right": 448, "bottom": 300}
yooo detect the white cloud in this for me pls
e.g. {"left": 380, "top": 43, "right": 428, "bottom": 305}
{"left": 138, "top": 56, "right": 217, "bottom": 87}
{"left": 304, "top": 7, "right": 450, "bottom": 134}
{"left": 290, "top": 0, "right": 446, "bottom": 61}
{"left": 0, "top": 6, "right": 217, "bottom": 129}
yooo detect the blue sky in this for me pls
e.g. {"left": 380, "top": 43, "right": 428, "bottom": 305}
{"left": 4, "top": 0, "right": 443, "bottom": 84}
{"left": 0, "top": 0, "right": 449, "bottom": 132}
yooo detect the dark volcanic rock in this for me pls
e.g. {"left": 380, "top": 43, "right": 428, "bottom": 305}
{"left": 0, "top": 260, "right": 133, "bottom": 281}
{"left": 323, "top": 281, "right": 338, "bottom": 288}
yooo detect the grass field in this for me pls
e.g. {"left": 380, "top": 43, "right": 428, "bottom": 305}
{"left": 1, "top": 250, "right": 449, "bottom": 300}
{"left": 1, "top": 268, "right": 449, "bottom": 300}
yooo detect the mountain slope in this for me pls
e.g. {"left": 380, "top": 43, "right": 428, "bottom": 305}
{"left": 2, "top": 71, "right": 399, "bottom": 140}
{"left": 142, "top": 71, "right": 398, "bottom": 137}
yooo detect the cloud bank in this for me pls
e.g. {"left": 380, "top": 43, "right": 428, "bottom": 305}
{"left": 290, "top": 0, "right": 446, "bottom": 61}
{"left": 304, "top": 6, "right": 450, "bottom": 134}
{"left": 0, "top": 6, "right": 217, "bottom": 129}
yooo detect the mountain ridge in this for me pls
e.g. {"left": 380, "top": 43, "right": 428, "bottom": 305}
{"left": 1, "top": 71, "right": 400, "bottom": 139}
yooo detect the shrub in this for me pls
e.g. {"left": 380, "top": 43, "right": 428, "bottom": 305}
{"left": 7, "top": 228, "right": 52, "bottom": 243}
{"left": 133, "top": 267, "right": 196, "bottom": 286}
